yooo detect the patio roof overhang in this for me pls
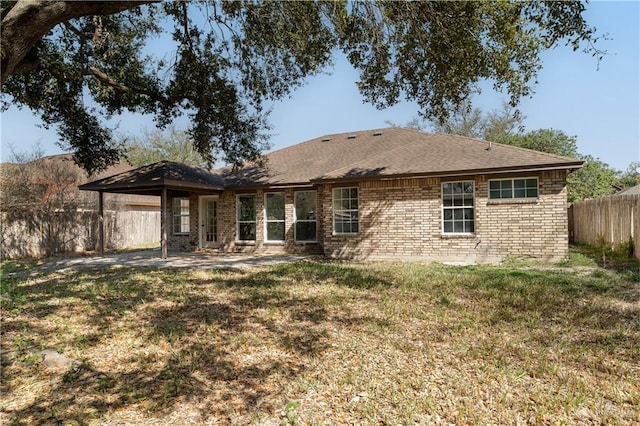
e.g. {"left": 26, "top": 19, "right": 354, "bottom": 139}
{"left": 79, "top": 161, "right": 226, "bottom": 258}
{"left": 79, "top": 160, "right": 226, "bottom": 195}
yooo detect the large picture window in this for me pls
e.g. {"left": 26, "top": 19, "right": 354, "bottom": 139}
{"left": 264, "top": 192, "right": 285, "bottom": 242}
{"left": 333, "top": 187, "right": 359, "bottom": 234}
{"left": 442, "top": 181, "right": 474, "bottom": 234}
{"left": 237, "top": 194, "right": 256, "bottom": 241}
{"left": 172, "top": 198, "right": 190, "bottom": 234}
{"left": 294, "top": 191, "right": 317, "bottom": 242}
{"left": 489, "top": 178, "right": 538, "bottom": 199}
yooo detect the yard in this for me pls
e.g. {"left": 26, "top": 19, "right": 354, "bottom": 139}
{"left": 1, "top": 249, "right": 638, "bottom": 425}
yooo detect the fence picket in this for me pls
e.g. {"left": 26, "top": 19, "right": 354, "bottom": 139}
{"left": 568, "top": 194, "right": 640, "bottom": 259}
{"left": 1, "top": 210, "right": 161, "bottom": 259}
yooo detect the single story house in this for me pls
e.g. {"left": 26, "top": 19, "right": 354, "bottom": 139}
{"left": 80, "top": 128, "right": 582, "bottom": 263}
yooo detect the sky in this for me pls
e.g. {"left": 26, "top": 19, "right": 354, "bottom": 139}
{"left": 1, "top": 1, "right": 638, "bottom": 172}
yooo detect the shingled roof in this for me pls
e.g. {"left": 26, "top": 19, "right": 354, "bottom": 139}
{"left": 80, "top": 128, "right": 583, "bottom": 193}
{"left": 222, "top": 127, "right": 583, "bottom": 187}
{"left": 79, "top": 160, "right": 225, "bottom": 195}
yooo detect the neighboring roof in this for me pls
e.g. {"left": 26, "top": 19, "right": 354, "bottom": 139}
{"left": 616, "top": 184, "right": 640, "bottom": 195}
{"left": 79, "top": 160, "right": 225, "bottom": 195}
{"left": 222, "top": 127, "right": 583, "bottom": 187}
{"left": 1, "top": 153, "right": 132, "bottom": 181}
{"left": 1, "top": 153, "right": 159, "bottom": 207}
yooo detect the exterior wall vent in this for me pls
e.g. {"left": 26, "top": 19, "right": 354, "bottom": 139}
{"left": 373, "top": 132, "right": 383, "bottom": 136}
{"left": 347, "top": 134, "right": 357, "bottom": 139}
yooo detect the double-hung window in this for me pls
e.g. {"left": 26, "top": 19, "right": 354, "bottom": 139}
{"left": 172, "top": 198, "right": 190, "bottom": 234}
{"left": 237, "top": 194, "right": 256, "bottom": 241}
{"left": 333, "top": 187, "right": 358, "bottom": 234}
{"left": 442, "top": 181, "right": 474, "bottom": 234}
{"left": 294, "top": 191, "right": 317, "bottom": 242}
{"left": 264, "top": 192, "right": 285, "bottom": 242}
{"left": 489, "top": 178, "right": 538, "bottom": 199}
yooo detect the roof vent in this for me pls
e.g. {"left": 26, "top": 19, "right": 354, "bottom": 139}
{"left": 321, "top": 138, "right": 331, "bottom": 142}
{"left": 347, "top": 134, "right": 357, "bottom": 139}
{"left": 485, "top": 141, "right": 492, "bottom": 151}
{"left": 373, "top": 131, "right": 383, "bottom": 136}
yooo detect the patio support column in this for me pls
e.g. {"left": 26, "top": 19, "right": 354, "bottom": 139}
{"left": 98, "top": 191, "right": 104, "bottom": 255}
{"left": 161, "top": 187, "right": 168, "bottom": 259}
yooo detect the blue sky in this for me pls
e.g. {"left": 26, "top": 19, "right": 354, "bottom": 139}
{"left": 1, "top": 1, "right": 638, "bottom": 171}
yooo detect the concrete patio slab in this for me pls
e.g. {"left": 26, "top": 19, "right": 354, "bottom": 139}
{"left": 24, "top": 250, "right": 316, "bottom": 275}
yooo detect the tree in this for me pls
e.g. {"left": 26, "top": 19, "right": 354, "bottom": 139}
{"left": 495, "top": 129, "right": 579, "bottom": 157}
{"left": 567, "top": 154, "right": 618, "bottom": 202}
{"left": 121, "top": 126, "right": 207, "bottom": 168}
{"left": 429, "top": 99, "right": 524, "bottom": 141}
{"left": 0, "top": 148, "right": 94, "bottom": 257}
{"left": 1, "top": 1, "right": 602, "bottom": 174}
{"left": 617, "top": 161, "right": 640, "bottom": 188}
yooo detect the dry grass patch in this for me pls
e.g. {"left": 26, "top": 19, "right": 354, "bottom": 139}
{"left": 1, "top": 258, "right": 638, "bottom": 425}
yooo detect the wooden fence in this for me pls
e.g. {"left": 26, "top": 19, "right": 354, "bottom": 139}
{"left": 568, "top": 194, "right": 639, "bottom": 259}
{"left": 1, "top": 210, "right": 161, "bottom": 259}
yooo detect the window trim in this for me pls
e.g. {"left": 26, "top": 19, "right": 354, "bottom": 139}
{"left": 332, "top": 186, "right": 359, "bottom": 235}
{"left": 294, "top": 190, "right": 318, "bottom": 243}
{"left": 264, "top": 192, "right": 285, "bottom": 243}
{"left": 236, "top": 194, "right": 257, "bottom": 242}
{"left": 488, "top": 177, "right": 539, "bottom": 200}
{"left": 441, "top": 180, "right": 475, "bottom": 235}
{"left": 172, "top": 197, "right": 190, "bottom": 235}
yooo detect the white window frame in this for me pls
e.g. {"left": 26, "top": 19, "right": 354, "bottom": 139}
{"left": 333, "top": 187, "right": 359, "bottom": 235}
{"left": 264, "top": 192, "right": 285, "bottom": 242}
{"left": 172, "top": 197, "right": 190, "bottom": 235}
{"left": 441, "top": 180, "right": 475, "bottom": 235}
{"left": 236, "top": 194, "right": 257, "bottom": 242}
{"left": 488, "top": 177, "right": 539, "bottom": 200}
{"left": 294, "top": 190, "right": 318, "bottom": 243}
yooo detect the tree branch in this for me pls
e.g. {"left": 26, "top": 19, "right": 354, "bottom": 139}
{"left": 1, "top": 0, "right": 158, "bottom": 87}
{"left": 85, "top": 66, "right": 168, "bottom": 104}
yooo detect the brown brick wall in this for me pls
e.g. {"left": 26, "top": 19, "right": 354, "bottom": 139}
{"left": 167, "top": 170, "right": 569, "bottom": 262}
{"left": 166, "top": 194, "right": 199, "bottom": 251}
{"left": 321, "top": 170, "right": 569, "bottom": 262}
{"left": 168, "top": 189, "right": 322, "bottom": 255}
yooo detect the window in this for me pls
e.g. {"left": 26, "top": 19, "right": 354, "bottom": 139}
{"left": 333, "top": 187, "right": 358, "bottom": 234}
{"left": 237, "top": 194, "right": 256, "bottom": 241}
{"left": 442, "top": 181, "right": 474, "bottom": 234}
{"left": 173, "top": 198, "right": 190, "bottom": 234}
{"left": 264, "top": 192, "right": 285, "bottom": 242}
{"left": 489, "top": 178, "right": 538, "bottom": 199}
{"left": 295, "top": 191, "right": 317, "bottom": 242}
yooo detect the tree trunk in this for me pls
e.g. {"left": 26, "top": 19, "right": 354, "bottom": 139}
{"left": 1, "top": 0, "right": 154, "bottom": 86}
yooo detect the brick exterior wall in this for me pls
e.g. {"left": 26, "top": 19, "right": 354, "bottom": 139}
{"left": 167, "top": 189, "right": 323, "bottom": 255}
{"left": 167, "top": 169, "right": 569, "bottom": 262}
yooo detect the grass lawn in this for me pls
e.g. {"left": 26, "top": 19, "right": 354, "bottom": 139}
{"left": 1, "top": 249, "right": 638, "bottom": 425}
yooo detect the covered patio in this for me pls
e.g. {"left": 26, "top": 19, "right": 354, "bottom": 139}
{"left": 79, "top": 161, "right": 225, "bottom": 258}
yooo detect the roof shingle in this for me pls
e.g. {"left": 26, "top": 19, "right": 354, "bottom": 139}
{"left": 222, "top": 127, "right": 583, "bottom": 186}
{"left": 80, "top": 128, "right": 583, "bottom": 193}
{"left": 79, "top": 160, "right": 225, "bottom": 194}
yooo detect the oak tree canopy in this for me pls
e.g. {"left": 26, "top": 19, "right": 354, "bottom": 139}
{"left": 1, "top": 0, "right": 600, "bottom": 174}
